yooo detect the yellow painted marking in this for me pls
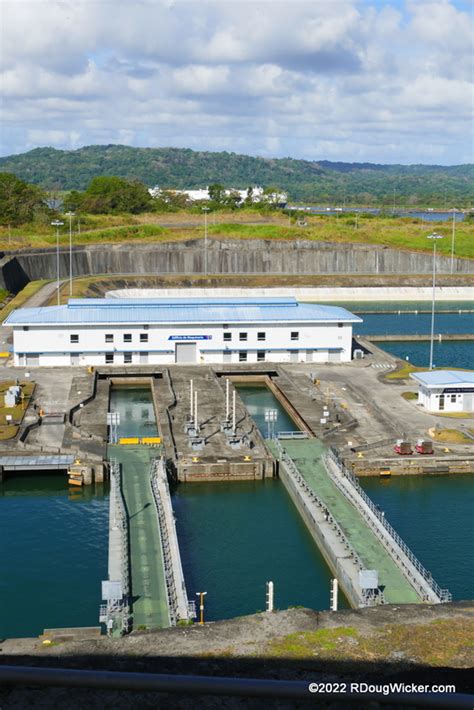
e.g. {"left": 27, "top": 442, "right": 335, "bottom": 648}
{"left": 119, "top": 437, "right": 140, "bottom": 445}
{"left": 141, "top": 436, "right": 161, "bottom": 444}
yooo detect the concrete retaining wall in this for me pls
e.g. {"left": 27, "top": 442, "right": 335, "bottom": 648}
{"left": 278, "top": 461, "right": 363, "bottom": 608}
{"left": 1, "top": 239, "right": 472, "bottom": 292}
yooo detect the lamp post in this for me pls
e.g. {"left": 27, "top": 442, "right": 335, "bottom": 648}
{"left": 65, "top": 211, "right": 75, "bottom": 296}
{"left": 196, "top": 591, "right": 207, "bottom": 625}
{"left": 450, "top": 208, "right": 457, "bottom": 275}
{"left": 427, "top": 232, "right": 443, "bottom": 370}
{"left": 51, "top": 220, "right": 64, "bottom": 305}
{"left": 202, "top": 207, "right": 210, "bottom": 276}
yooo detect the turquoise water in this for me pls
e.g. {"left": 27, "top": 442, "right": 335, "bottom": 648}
{"left": 173, "top": 478, "right": 342, "bottom": 620}
{"left": 0, "top": 478, "right": 108, "bottom": 638}
{"left": 109, "top": 387, "right": 158, "bottom": 439}
{"left": 360, "top": 476, "right": 474, "bottom": 600}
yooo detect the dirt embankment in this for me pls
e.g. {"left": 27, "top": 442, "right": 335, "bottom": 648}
{"left": 1, "top": 603, "right": 473, "bottom": 708}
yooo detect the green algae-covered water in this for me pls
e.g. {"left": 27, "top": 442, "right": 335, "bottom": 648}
{"left": 0, "top": 478, "right": 108, "bottom": 638}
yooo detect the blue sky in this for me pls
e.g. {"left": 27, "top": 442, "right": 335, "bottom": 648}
{"left": 1, "top": 0, "right": 472, "bottom": 164}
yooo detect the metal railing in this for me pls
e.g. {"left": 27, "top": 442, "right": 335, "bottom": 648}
{"left": 104, "top": 459, "right": 132, "bottom": 633}
{"left": 272, "top": 438, "right": 384, "bottom": 607}
{"left": 324, "top": 448, "right": 452, "bottom": 603}
{"left": 276, "top": 431, "right": 309, "bottom": 440}
{"left": 150, "top": 457, "right": 192, "bottom": 625}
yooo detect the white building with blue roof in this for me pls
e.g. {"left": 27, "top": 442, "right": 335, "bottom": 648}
{"left": 4, "top": 296, "right": 362, "bottom": 368}
{"left": 410, "top": 370, "right": 474, "bottom": 413}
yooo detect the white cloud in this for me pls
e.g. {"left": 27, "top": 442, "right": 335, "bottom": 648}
{"left": 0, "top": 0, "right": 472, "bottom": 164}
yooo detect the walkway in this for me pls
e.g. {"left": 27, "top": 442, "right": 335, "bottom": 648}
{"left": 108, "top": 444, "right": 170, "bottom": 629}
{"left": 269, "top": 439, "right": 420, "bottom": 604}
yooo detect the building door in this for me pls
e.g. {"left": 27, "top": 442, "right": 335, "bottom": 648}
{"left": 26, "top": 354, "right": 39, "bottom": 366}
{"left": 439, "top": 395, "right": 445, "bottom": 411}
{"left": 140, "top": 352, "right": 148, "bottom": 364}
{"left": 70, "top": 353, "right": 80, "bottom": 365}
{"left": 223, "top": 351, "right": 232, "bottom": 363}
{"left": 289, "top": 350, "right": 299, "bottom": 363}
{"left": 175, "top": 342, "right": 197, "bottom": 363}
{"left": 328, "top": 350, "right": 341, "bottom": 363}
{"left": 306, "top": 350, "right": 313, "bottom": 363}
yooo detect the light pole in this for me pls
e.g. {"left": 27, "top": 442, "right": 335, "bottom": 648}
{"left": 51, "top": 220, "right": 64, "bottom": 305}
{"left": 450, "top": 208, "right": 457, "bottom": 275}
{"left": 65, "top": 211, "right": 75, "bottom": 296}
{"left": 202, "top": 207, "right": 210, "bottom": 276}
{"left": 427, "top": 232, "right": 443, "bottom": 370}
{"left": 196, "top": 591, "right": 207, "bottom": 625}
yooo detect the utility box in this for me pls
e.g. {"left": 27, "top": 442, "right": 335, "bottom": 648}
{"left": 4, "top": 385, "right": 21, "bottom": 408}
{"left": 359, "top": 569, "right": 379, "bottom": 590}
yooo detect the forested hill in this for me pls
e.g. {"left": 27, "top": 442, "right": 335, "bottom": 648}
{"left": 1, "top": 145, "right": 472, "bottom": 205}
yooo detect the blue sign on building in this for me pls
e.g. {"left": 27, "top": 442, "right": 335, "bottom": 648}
{"left": 168, "top": 335, "right": 212, "bottom": 341}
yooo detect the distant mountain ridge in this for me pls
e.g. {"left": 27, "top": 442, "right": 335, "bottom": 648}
{"left": 0, "top": 145, "right": 472, "bottom": 204}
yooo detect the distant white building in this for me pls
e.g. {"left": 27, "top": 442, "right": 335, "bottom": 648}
{"left": 148, "top": 185, "right": 287, "bottom": 207}
{"left": 410, "top": 370, "right": 474, "bottom": 413}
{"left": 4, "top": 296, "right": 360, "bottom": 367}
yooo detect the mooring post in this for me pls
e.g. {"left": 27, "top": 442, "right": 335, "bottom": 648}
{"left": 266, "top": 581, "right": 274, "bottom": 612}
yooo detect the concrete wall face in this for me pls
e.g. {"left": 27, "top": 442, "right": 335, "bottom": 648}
{"left": 1, "top": 239, "right": 472, "bottom": 291}
{"left": 12, "top": 321, "right": 353, "bottom": 366}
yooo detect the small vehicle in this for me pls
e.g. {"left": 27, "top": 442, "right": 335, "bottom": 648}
{"left": 393, "top": 439, "right": 413, "bottom": 455}
{"left": 415, "top": 439, "right": 434, "bottom": 455}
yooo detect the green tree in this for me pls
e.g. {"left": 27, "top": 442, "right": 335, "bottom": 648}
{"left": 0, "top": 172, "right": 49, "bottom": 225}
{"left": 208, "top": 183, "right": 226, "bottom": 203}
{"left": 81, "top": 176, "right": 152, "bottom": 214}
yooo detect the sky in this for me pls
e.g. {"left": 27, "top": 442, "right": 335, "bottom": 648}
{"left": 0, "top": 0, "right": 473, "bottom": 164}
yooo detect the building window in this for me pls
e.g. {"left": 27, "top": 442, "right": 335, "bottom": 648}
{"left": 22, "top": 326, "right": 29, "bottom": 331}
{"left": 123, "top": 334, "right": 132, "bottom": 343}
{"left": 451, "top": 395, "right": 456, "bottom": 403}
{"left": 140, "top": 333, "right": 149, "bottom": 343}
{"left": 70, "top": 334, "right": 79, "bottom": 343}
{"left": 257, "top": 351, "right": 265, "bottom": 362}
{"left": 223, "top": 332, "right": 232, "bottom": 342}
{"left": 291, "top": 331, "right": 299, "bottom": 341}
{"left": 105, "top": 353, "right": 114, "bottom": 364}
{"left": 239, "top": 351, "right": 247, "bottom": 362}
{"left": 105, "top": 334, "right": 114, "bottom": 343}
{"left": 338, "top": 323, "right": 344, "bottom": 328}
{"left": 257, "top": 332, "right": 266, "bottom": 341}
{"left": 124, "top": 352, "right": 132, "bottom": 364}
{"left": 239, "top": 332, "right": 248, "bottom": 341}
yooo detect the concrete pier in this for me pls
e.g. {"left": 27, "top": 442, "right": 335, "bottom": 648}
{"left": 152, "top": 366, "right": 274, "bottom": 481}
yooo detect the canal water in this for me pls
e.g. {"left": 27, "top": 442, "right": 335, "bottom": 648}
{"left": 109, "top": 386, "right": 158, "bottom": 439}
{"left": 0, "top": 477, "right": 108, "bottom": 638}
{"left": 173, "top": 383, "right": 346, "bottom": 620}
{"left": 360, "top": 476, "right": 474, "bottom": 600}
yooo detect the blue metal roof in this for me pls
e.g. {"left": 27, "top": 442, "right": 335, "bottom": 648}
{"left": 4, "top": 297, "right": 362, "bottom": 326}
{"left": 410, "top": 370, "right": 474, "bottom": 387}
{"left": 69, "top": 297, "right": 299, "bottom": 308}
